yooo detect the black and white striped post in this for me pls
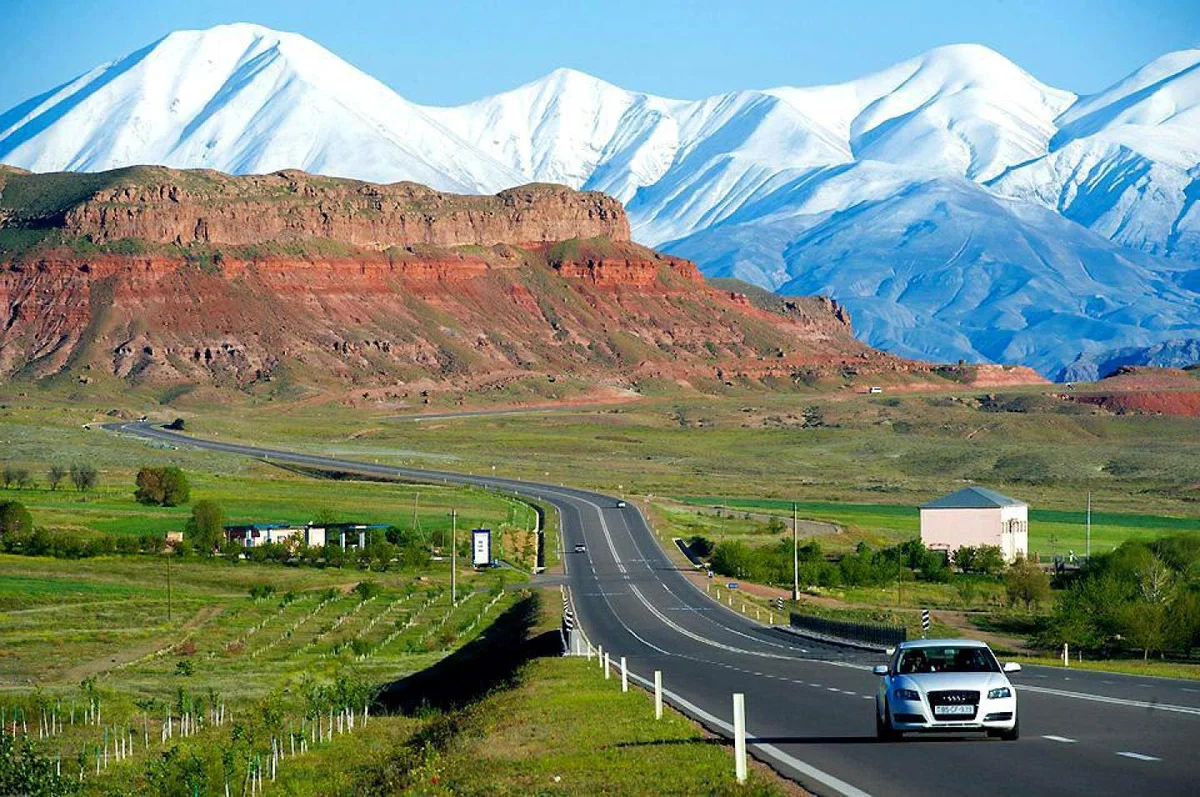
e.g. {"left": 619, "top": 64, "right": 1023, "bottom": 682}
{"left": 921, "top": 609, "right": 930, "bottom": 639}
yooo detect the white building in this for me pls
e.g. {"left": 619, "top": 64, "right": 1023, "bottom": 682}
{"left": 919, "top": 486, "right": 1028, "bottom": 563}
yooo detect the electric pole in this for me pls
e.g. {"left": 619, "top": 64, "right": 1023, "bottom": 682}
{"left": 1086, "top": 491, "right": 1091, "bottom": 560}
{"left": 450, "top": 509, "right": 457, "bottom": 604}
{"left": 166, "top": 546, "right": 172, "bottom": 623}
{"left": 791, "top": 502, "right": 800, "bottom": 601}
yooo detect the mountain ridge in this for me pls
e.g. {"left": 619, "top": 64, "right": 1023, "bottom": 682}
{"left": 1, "top": 23, "right": 1197, "bottom": 377}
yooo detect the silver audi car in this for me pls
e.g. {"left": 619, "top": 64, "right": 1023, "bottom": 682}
{"left": 874, "top": 639, "right": 1020, "bottom": 741}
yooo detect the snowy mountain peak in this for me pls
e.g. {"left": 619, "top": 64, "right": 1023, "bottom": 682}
{"left": 0, "top": 25, "right": 1196, "bottom": 377}
{"left": 0, "top": 22, "right": 521, "bottom": 192}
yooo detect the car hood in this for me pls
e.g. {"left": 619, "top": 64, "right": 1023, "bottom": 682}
{"left": 894, "top": 672, "right": 1011, "bottom": 693}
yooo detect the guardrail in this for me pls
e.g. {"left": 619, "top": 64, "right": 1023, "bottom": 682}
{"left": 789, "top": 611, "right": 906, "bottom": 648}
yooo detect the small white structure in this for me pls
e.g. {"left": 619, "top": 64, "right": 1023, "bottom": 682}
{"left": 919, "top": 486, "right": 1028, "bottom": 563}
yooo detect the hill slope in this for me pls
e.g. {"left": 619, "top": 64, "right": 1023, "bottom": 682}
{"left": 0, "top": 166, "right": 929, "bottom": 398}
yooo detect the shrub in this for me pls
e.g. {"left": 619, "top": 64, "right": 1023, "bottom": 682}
{"left": 248, "top": 584, "right": 276, "bottom": 601}
{"left": 354, "top": 581, "right": 382, "bottom": 601}
{"left": 0, "top": 501, "right": 32, "bottom": 538}
{"left": 1004, "top": 557, "right": 1051, "bottom": 610}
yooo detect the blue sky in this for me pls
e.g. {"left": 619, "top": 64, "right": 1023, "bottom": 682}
{"left": 3, "top": 0, "right": 1197, "bottom": 110}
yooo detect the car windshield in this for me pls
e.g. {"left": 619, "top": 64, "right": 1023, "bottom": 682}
{"left": 896, "top": 646, "right": 999, "bottom": 674}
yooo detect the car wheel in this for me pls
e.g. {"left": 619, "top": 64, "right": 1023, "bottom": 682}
{"left": 999, "top": 716, "right": 1019, "bottom": 741}
{"left": 876, "top": 701, "right": 899, "bottom": 742}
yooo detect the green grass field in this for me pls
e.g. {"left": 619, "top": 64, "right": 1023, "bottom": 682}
{"left": 674, "top": 496, "right": 1197, "bottom": 558}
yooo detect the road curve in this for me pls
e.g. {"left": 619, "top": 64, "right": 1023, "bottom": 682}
{"left": 108, "top": 422, "right": 1199, "bottom": 797}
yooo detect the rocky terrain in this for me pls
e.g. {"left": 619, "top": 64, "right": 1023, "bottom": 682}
{"left": 0, "top": 166, "right": 982, "bottom": 400}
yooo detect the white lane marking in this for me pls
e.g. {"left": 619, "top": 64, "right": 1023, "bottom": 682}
{"left": 1102, "top": 680, "right": 1114, "bottom": 685}
{"left": 1021, "top": 685, "right": 1200, "bottom": 716}
{"left": 844, "top": 691, "right": 857, "bottom": 696}
{"left": 1182, "top": 688, "right": 1200, "bottom": 694}
{"left": 828, "top": 687, "right": 841, "bottom": 693}
{"left": 1116, "top": 752, "right": 1161, "bottom": 762}
{"left": 623, "top": 668, "right": 872, "bottom": 797}
{"left": 861, "top": 696, "right": 873, "bottom": 700}
{"left": 1042, "top": 735, "right": 1077, "bottom": 743}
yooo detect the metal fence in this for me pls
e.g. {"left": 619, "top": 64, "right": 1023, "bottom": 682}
{"left": 790, "top": 612, "right": 907, "bottom": 648}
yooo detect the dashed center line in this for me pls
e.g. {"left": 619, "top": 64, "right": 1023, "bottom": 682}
{"left": 1117, "top": 752, "right": 1161, "bottom": 762}
{"left": 1042, "top": 735, "right": 1076, "bottom": 743}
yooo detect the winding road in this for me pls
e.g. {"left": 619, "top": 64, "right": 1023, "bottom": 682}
{"left": 108, "top": 421, "right": 1199, "bottom": 796}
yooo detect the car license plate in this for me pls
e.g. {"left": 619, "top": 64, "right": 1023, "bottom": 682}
{"left": 934, "top": 704, "right": 974, "bottom": 716}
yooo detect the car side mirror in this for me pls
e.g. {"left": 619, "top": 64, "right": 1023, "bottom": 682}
{"left": 1002, "top": 662, "right": 1022, "bottom": 673}
{"left": 872, "top": 665, "right": 889, "bottom": 676}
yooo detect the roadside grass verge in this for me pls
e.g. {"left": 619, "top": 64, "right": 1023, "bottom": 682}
{"left": 1012, "top": 656, "right": 1200, "bottom": 682}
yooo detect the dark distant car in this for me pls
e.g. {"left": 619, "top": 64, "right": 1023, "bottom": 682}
{"left": 726, "top": 582, "right": 739, "bottom": 590}
{"left": 616, "top": 500, "right": 627, "bottom": 508}
{"left": 574, "top": 543, "right": 586, "bottom": 553}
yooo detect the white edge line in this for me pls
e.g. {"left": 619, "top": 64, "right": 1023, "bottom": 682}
{"left": 624, "top": 669, "right": 872, "bottom": 797}
{"left": 1021, "top": 684, "right": 1200, "bottom": 716}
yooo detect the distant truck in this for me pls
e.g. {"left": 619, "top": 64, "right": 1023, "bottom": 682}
{"left": 869, "top": 386, "right": 883, "bottom": 394}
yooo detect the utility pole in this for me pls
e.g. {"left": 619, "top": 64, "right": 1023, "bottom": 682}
{"left": 166, "top": 547, "right": 172, "bottom": 623}
{"left": 791, "top": 503, "right": 800, "bottom": 601}
{"left": 450, "top": 509, "right": 457, "bottom": 604}
{"left": 1086, "top": 491, "right": 1091, "bottom": 560}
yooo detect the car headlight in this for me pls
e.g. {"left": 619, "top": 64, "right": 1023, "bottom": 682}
{"left": 988, "top": 687, "right": 1012, "bottom": 699}
{"left": 893, "top": 688, "right": 920, "bottom": 701}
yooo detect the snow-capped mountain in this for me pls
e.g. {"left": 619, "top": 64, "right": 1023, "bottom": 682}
{"left": 0, "top": 24, "right": 521, "bottom": 192}
{"left": 1, "top": 24, "right": 1197, "bottom": 377}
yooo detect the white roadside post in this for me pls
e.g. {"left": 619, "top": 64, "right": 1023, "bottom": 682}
{"left": 621, "top": 657, "right": 628, "bottom": 693}
{"left": 1063, "top": 643, "right": 1069, "bottom": 667}
{"left": 586, "top": 642, "right": 593, "bottom": 662}
{"left": 604, "top": 652, "right": 611, "bottom": 680}
{"left": 654, "top": 671, "right": 663, "bottom": 720}
{"left": 598, "top": 645, "right": 604, "bottom": 672}
{"left": 733, "top": 693, "right": 747, "bottom": 784}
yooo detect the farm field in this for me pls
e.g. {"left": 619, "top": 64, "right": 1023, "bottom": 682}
{"left": 670, "top": 496, "right": 1197, "bottom": 559}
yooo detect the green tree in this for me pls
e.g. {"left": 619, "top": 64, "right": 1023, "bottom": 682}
{"left": 0, "top": 501, "right": 33, "bottom": 539}
{"left": 47, "top": 465, "right": 66, "bottom": 491}
{"left": 134, "top": 466, "right": 191, "bottom": 507}
{"left": 69, "top": 463, "right": 98, "bottom": 492}
{"left": 185, "top": 500, "right": 225, "bottom": 554}
{"left": 1004, "top": 556, "right": 1051, "bottom": 610}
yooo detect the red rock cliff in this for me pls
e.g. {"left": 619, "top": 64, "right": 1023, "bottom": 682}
{"left": 56, "top": 169, "right": 629, "bottom": 249}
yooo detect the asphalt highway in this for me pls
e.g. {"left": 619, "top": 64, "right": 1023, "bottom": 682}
{"left": 109, "top": 422, "right": 1199, "bottom": 796}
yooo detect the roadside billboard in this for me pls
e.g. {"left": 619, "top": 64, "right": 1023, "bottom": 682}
{"left": 472, "top": 528, "right": 492, "bottom": 567}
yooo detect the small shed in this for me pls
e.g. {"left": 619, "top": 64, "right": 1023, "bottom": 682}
{"left": 919, "top": 486, "right": 1028, "bottom": 563}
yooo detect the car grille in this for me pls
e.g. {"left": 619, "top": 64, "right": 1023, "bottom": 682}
{"left": 928, "top": 690, "right": 979, "bottom": 720}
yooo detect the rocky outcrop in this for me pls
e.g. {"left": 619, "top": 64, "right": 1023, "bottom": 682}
{"left": 0, "top": 165, "right": 925, "bottom": 395}
{"left": 54, "top": 169, "right": 629, "bottom": 249}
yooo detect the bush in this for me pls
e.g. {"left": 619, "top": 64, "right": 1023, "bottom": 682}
{"left": 0, "top": 501, "right": 32, "bottom": 538}
{"left": 1004, "top": 557, "right": 1051, "bottom": 610}
{"left": 248, "top": 584, "right": 276, "bottom": 601}
{"left": 354, "top": 581, "right": 382, "bottom": 601}
{"left": 135, "top": 466, "right": 191, "bottom": 506}
{"left": 686, "top": 534, "right": 714, "bottom": 558}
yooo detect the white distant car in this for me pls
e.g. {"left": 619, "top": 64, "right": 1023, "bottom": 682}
{"left": 874, "top": 639, "right": 1020, "bottom": 741}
